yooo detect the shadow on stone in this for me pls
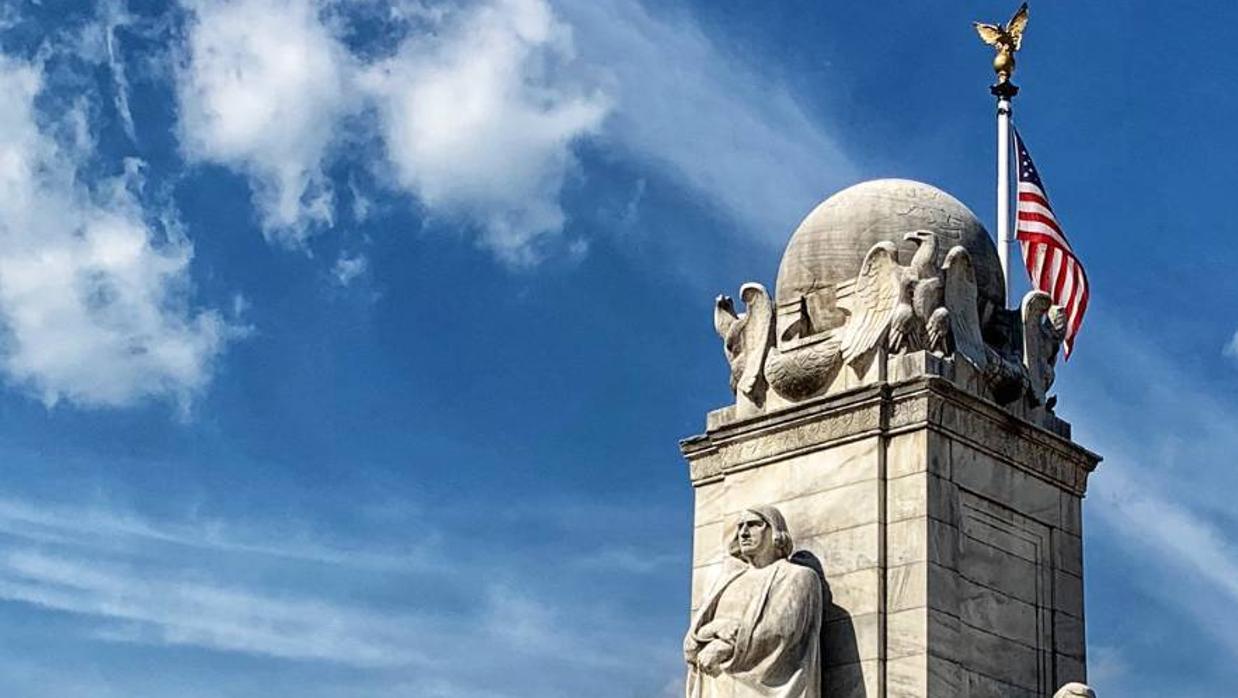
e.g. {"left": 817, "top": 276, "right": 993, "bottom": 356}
{"left": 791, "top": 550, "right": 864, "bottom": 697}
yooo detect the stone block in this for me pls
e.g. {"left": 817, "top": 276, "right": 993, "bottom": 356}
{"left": 1055, "top": 653, "right": 1087, "bottom": 686}
{"left": 798, "top": 524, "right": 880, "bottom": 577}
{"left": 724, "top": 437, "right": 880, "bottom": 509}
{"left": 952, "top": 442, "right": 1060, "bottom": 526}
{"left": 1054, "top": 569, "right": 1085, "bottom": 619}
{"left": 693, "top": 481, "right": 727, "bottom": 526}
{"left": 958, "top": 624, "right": 1039, "bottom": 691}
{"left": 823, "top": 660, "right": 878, "bottom": 698}
{"left": 956, "top": 577, "right": 1038, "bottom": 647}
{"left": 964, "top": 670, "right": 1038, "bottom": 698}
{"left": 776, "top": 479, "right": 880, "bottom": 538}
{"left": 1054, "top": 611, "right": 1086, "bottom": 658}
{"left": 886, "top": 430, "right": 930, "bottom": 480}
{"left": 887, "top": 653, "right": 926, "bottom": 697}
{"left": 886, "top": 562, "right": 926, "bottom": 612}
{"left": 926, "top": 656, "right": 966, "bottom": 694}
{"left": 825, "top": 612, "right": 880, "bottom": 667}
{"left": 1053, "top": 529, "right": 1084, "bottom": 578}
{"left": 691, "top": 521, "right": 726, "bottom": 568}
{"left": 925, "top": 608, "right": 962, "bottom": 665}
{"left": 887, "top": 518, "right": 959, "bottom": 569}
{"left": 888, "top": 607, "right": 927, "bottom": 659}
{"left": 824, "top": 566, "right": 880, "bottom": 621}
{"left": 889, "top": 471, "right": 958, "bottom": 525}
{"left": 957, "top": 535, "right": 1038, "bottom": 605}
{"left": 690, "top": 562, "right": 721, "bottom": 611}
{"left": 1060, "top": 491, "right": 1083, "bottom": 536}
{"left": 887, "top": 471, "right": 927, "bottom": 523}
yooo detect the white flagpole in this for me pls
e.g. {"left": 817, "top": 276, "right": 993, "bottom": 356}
{"left": 975, "top": 2, "right": 1027, "bottom": 310}
{"left": 996, "top": 93, "right": 1013, "bottom": 308}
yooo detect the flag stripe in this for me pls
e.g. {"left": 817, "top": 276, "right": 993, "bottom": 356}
{"left": 1013, "top": 127, "right": 1089, "bottom": 358}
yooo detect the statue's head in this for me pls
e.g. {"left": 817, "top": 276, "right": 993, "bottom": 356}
{"left": 728, "top": 506, "right": 794, "bottom": 564}
{"left": 1053, "top": 683, "right": 1095, "bottom": 698}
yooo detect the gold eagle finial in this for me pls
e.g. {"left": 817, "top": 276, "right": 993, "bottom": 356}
{"left": 974, "top": 3, "right": 1029, "bottom": 85}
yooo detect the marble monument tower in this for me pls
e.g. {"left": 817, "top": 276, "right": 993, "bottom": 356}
{"left": 680, "top": 180, "right": 1101, "bottom": 697}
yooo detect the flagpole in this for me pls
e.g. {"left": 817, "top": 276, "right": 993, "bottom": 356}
{"left": 974, "top": 2, "right": 1027, "bottom": 310}
{"left": 993, "top": 82, "right": 1017, "bottom": 309}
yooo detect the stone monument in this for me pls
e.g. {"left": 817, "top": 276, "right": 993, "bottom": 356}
{"left": 680, "top": 179, "right": 1101, "bottom": 697}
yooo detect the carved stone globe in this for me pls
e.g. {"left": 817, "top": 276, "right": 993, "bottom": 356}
{"left": 775, "top": 179, "right": 1005, "bottom": 331}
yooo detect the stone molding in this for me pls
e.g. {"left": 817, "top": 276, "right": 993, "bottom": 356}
{"left": 682, "top": 375, "right": 1100, "bottom": 495}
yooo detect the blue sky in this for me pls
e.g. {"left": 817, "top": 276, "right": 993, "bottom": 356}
{"left": 0, "top": 1, "right": 1233, "bottom": 696}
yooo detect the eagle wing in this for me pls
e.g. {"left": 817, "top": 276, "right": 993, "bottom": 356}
{"left": 841, "top": 242, "right": 901, "bottom": 365}
{"left": 736, "top": 283, "right": 774, "bottom": 398}
{"left": 1021, "top": 289, "right": 1054, "bottom": 403}
{"left": 942, "top": 246, "right": 987, "bottom": 369}
{"left": 1006, "top": 3, "right": 1029, "bottom": 50}
{"left": 714, "top": 295, "right": 738, "bottom": 341}
{"left": 973, "top": 22, "right": 1004, "bottom": 46}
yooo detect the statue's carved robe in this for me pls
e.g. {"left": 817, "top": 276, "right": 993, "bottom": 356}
{"left": 686, "top": 559, "right": 823, "bottom": 698}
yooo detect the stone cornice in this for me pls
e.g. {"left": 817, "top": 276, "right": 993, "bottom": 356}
{"left": 682, "top": 375, "right": 1101, "bottom": 495}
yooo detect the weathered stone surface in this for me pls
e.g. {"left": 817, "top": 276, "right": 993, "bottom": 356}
{"left": 775, "top": 180, "right": 1005, "bottom": 315}
{"left": 797, "top": 525, "right": 880, "bottom": 578}
{"left": 1055, "top": 570, "right": 1086, "bottom": 619}
{"left": 824, "top": 659, "right": 878, "bottom": 698}
{"left": 824, "top": 567, "right": 881, "bottom": 621}
{"left": 887, "top": 653, "right": 927, "bottom": 696}
{"left": 1055, "top": 654, "right": 1088, "bottom": 686}
{"left": 681, "top": 360, "right": 1099, "bottom": 697}
{"left": 965, "top": 670, "right": 1039, "bottom": 698}
{"left": 956, "top": 577, "right": 1038, "bottom": 647}
{"left": 825, "top": 612, "right": 880, "bottom": 666}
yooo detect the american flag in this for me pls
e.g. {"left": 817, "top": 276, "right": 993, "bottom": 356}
{"left": 1014, "top": 127, "right": 1089, "bottom": 357}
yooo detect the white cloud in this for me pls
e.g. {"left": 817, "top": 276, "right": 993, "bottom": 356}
{"left": 558, "top": 0, "right": 856, "bottom": 243}
{"left": 361, "top": 0, "right": 608, "bottom": 265}
{"left": 0, "top": 56, "right": 232, "bottom": 409}
{"left": 176, "top": 0, "right": 353, "bottom": 245}
{"left": 331, "top": 252, "right": 368, "bottom": 286}
{"left": 1223, "top": 328, "right": 1238, "bottom": 360}
{"left": 170, "top": 0, "right": 852, "bottom": 264}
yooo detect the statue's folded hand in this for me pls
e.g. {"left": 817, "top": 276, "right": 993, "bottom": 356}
{"left": 697, "top": 639, "right": 734, "bottom": 677}
{"left": 698, "top": 618, "right": 740, "bottom": 643}
{"left": 682, "top": 635, "right": 701, "bottom": 665}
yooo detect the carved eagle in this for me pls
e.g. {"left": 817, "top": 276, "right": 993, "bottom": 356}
{"left": 840, "top": 231, "right": 940, "bottom": 363}
{"left": 932, "top": 246, "right": 987, "bottom": 369}
{"left": 714, "top": 283, "right": 774, "bottom": 399}
{"left": 840, "top": 231, "right": 988, "bottom": 370}
{"left": 1021, "top": 289, "right": 1067, "bottom": 406}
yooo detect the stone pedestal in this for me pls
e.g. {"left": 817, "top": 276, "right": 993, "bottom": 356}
{"left": 681, "top": 356, "right": 1100, "bottom": 698}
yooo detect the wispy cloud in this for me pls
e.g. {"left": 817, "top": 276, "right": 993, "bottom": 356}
{"left": 1223, "top": 328, "right": 1238, "bottom": 361}
{"left": 558, "top": 0, "right": 856, "bottom": 244}
{"left": 0, "top": 550, "right": 422, "bottom": 666}
{"left": 0, "top": 493, "right": 680, "bottom": 693}
{"left": 1069, "top": 313, "right": 1238, "bottom": 665}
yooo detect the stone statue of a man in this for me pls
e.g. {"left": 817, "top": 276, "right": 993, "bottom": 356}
{"left": 683, "top": 506, "right": 823, "bottom": 698}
